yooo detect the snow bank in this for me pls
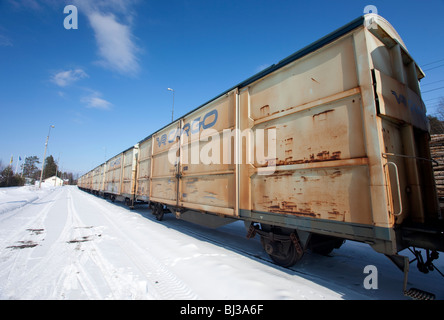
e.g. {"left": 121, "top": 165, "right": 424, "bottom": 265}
{"left": 0, "top": 185, "right": 56, "bottom": 215}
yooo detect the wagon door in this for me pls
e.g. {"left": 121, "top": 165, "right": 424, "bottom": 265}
{"left": 136, "top": 138, "right": 152, "bottom": 202}
{"left": 121, "top": 146, "right": 138, "bottom": 200}
{"left": 177, "top": 89, "right": 238, "bottom": 217}
{"left": 105, "top": 153, "right": 123, "bottom": 196}
{"left": 238, "top": 34, "right": 372, "bottom": 229}
{"left": 150, "top": 121, "right": 182, "bottom": 206}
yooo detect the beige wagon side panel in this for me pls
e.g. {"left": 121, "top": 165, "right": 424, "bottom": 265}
{"left": 105, "top": 153, "right": 123, "bottom": 195}
{"left": 151, "top": 122, "right": 181, "bottom": 205}
{"left": 121, "top": 146, "right": 138, "bottom": 197}
{"left": 136, "top": 138, "right": 152, "bottom": 201}
{"left": 85, "top": 171, "right": 92, "bottom": 190}
{"left": 179, "top": 89, "right": 238, "bottom": 216}
{"left": 239, "top": 33, "right": 375, "bottom": 226}
{"left": 92, "top": 165, "right": 104, "bottom": 192}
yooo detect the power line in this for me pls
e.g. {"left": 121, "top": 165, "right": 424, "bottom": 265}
{"left": 423, "top": 63, "right": 444, "bottom": 72}
{"left": 424, "top": 97, "right": 443, "bottom": 102}
{"left": 422, "top": 79, "right": 444, "bottom": 87}
{"left": 422, "top": 86, "right": 444, "bottom": 94}
{"left": 421, "top": 58, "right": 444, "bottom": 67}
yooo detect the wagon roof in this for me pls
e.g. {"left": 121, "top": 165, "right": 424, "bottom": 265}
{"left": 138, "top": 15, "right": 370, "bottom": 144}
{"left": 135, "top": 14, "right": 419, "bottom": 148}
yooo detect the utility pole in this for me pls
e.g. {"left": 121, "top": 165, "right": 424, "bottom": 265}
{"left": 167, "top": 88, "right": 175, "bottom": 122}
{"left": 54, "top": 153, "right": 60, "bottom": 186}
{"left": 39, "top": 125, "right": 55, "bottom": 188}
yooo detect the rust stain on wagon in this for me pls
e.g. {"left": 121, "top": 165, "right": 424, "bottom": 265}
{"left": 275, "top": 151, "right": 342, "bottom": 166}
{"left": 285, "top": 137, "right": 293, "bottom": 144}
{"left": 266, "top": 201, "right": 344, "bottom": 221}
{"left": 269, "top": 205, "right": 317, "bottom": 217}
{"left": 328, "top": 209, "right": 342, "bottom": 218}
{"left": 260, "top": 105, "right": 270, "bottom": 117}
{"left": 316, "top": 150, "right": 339, "bottom": 161}
{"left": 313, "top": 109, "right": 334, "bottom": 119}
{"left": 263, "top": 199, "right": 318, "bottom": 218}
{"left": 330, "top": 170, "right": 342, "bottom": 178}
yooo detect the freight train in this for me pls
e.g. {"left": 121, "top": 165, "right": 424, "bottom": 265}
{"left": 78, "top": 14, "right": 444, "bottom": 298}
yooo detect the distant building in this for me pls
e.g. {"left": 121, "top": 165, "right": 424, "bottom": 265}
{"left": 44, "top": 176, "right": 64, "bottom": 187}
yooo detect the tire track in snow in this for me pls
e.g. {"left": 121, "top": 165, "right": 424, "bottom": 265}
{"left": 1, "top": 187, "right": 105, "bottom": 299}
{"left": 61, "top": 188, "right": 153, "bottom": 299}
{"left": 0, "top": 188, "right": 62, "bottom": 298}
{"left": 75, "top": 190, "right": 198, "bottom": 299}
{"left": 50, "top": 188, "right": 105, "bottom": 299}
{"left": 1, "top": 187, "right": 81, "bottom": 299}
{"left": 0, "top": 187, "right": 58, "bottom": 250}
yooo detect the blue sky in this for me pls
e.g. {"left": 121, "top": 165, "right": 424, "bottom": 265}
{"left": 1, "top": 0, "right": 444, "bottom": 176}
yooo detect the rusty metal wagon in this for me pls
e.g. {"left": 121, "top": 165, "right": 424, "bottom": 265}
{"left": 79, "top": 14, "right": 444, "bottom": 298}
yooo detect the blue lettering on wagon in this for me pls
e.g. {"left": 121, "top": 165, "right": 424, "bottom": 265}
{"left": 109, "top": 157, "right": 121, "bottom": 168}
{"left": 156, "top": 134, "right": 167, "bottom": 147}
{"left": 391, "top": 89, "right": 424, "bottom": 114}
{"left": 391, "top": 90, "right": 407, "bottom": 106}
{"left": 390, "top": 89, "right": 428, "bottom": 130}
{"left": 190, "top": 117, "right": 201, "bottom": 134}
{"left": 201, "top": 109, "right": 218, "bottom": 129}
{"left": 155, "top": 109, "right": 218, "bottom": 147}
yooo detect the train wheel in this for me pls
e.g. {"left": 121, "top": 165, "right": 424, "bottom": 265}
{"left": 151, "top": 203, "right": 157, "bottom": 216}
{"left": 153, "top": 203, "right": 164, "bottom": 221}
{"left": 261, "top": 233, "right": 304, "bottom": 268}
{"left": 156, "top": 210, "right": 164, "bottom": 221}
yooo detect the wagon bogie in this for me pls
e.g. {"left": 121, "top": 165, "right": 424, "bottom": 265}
{"left": 262, "top": 236, "right": 302, "bottom": 268}
{"left": 259, "top": 229, "right": 305, "bottom": 267}
{"left": 150, "top": 202, "right": 169, "bottom": 221}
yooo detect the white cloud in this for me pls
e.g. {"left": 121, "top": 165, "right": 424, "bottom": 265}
{"left": 51, "top": 69, "right": 88, "bottom": 87}
{"left": 81, "top": 91, "right": 112, "bottom": 110}
{"left": 88, "top": 12, "right": 139, "bottom": 75}
{"left": 74, "top": 0, "right": 140, "bottom": 75}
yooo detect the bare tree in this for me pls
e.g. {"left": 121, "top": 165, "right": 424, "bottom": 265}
{"left": 429, "top": 98, "right": 444, "bottom": 134}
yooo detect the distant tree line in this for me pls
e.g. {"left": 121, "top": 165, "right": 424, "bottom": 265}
{"left": 0, "top": 155, "right": 77, "bottom": 187}
{"left": 428, "top": 115, "right": 444, "bottom": 134}
{"left": 428, "top": 98, "right": 444, "bottom": 135}
{"left": 0, "top": 164, "right": 25, "bottom": 187}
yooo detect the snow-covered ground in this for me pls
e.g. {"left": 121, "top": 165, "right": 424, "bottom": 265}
{"left": 0, "top": 185, "right": 443, "bottom": 300}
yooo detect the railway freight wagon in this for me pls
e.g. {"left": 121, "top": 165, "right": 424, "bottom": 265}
{"left": 102, "top": 146, "right": 139, "bottom": 205}
{"left": 78, "top": 14, "right": 444, "bottom": 296}
{"left": 135, "top": 137, "right": 152, "bottom": 203}
{"left": 91, "top": 164, "right": 105, "bottom": 196}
